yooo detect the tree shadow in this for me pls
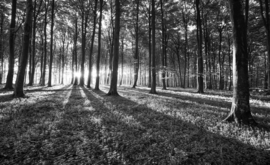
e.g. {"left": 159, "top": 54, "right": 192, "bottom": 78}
{"left": 82, "top": 87, "right": 270, "bottom": 164}
{"left": 116, "top": 86, "right": 270, "bottom": 117}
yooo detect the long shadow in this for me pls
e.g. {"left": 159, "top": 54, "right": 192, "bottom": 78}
{"left": 83, "top": 87, "right": 270, "bottom": 164}
{"left": 115, "top": 86, "right": 270, "bottom": 116}
{"left": 115, "top": 86, "right": 270, "bottom": 128}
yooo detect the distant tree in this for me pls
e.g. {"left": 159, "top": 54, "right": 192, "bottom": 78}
{"left": 73, "top": 17, "right": 78, "bottom": 85}
{"left": 95, "top": 0, "right": 103, "bottom": 90}
{"left": 223, "top": 0, "right": 256, "bottom": 124}
{"left": 107, "top": 0, "right": 120, "bottom": 96}
{"left": 48, "top": 0, "right": 55, "bottom": 87}
{"left": 132, "top": 0, "right": 140, "bottom": 88}
{"left": 4, "top": 0, "right": 17, "bottom": 89}
{"left": 41, "top": 0, "right": 49, "bottom": 86}
{"left": 13, "top": 0, "right": 33, "bottom": 97}
{"left": 28, "top": 0, "right": 43, "bottom": 86}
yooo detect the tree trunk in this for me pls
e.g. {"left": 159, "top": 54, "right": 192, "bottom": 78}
{"left": 160, "top": 0, "right": 166, "bottom": 90}
{"left": 80, "top": 13, "right": 88, "bottom": 86}
{"left": 5, "top": 0, "right": 17, "bottom": 89}
{"left": 150, "top": 0, "right": 157, "bottom": 94}
{"left": 218, "top": 28, "right": 224, "bottom": 90}
{"left": 223, "top": 0, "right": 256, "bottom": 125}
{"left": 48, "top": 0, "right": 54, "bottom": 87}
{"left": 119, "top": 37, "right": 124, "bottom": 86}
{"left": 107, "top": 0, "right": 120, "bottom": 96}
{"left": 87, "top": 0, "right": 98, "bottom": 88}
{"left": 95, "top": 0, "right": 103, "bottom": 90}
{"left": 195, "top": 0, "right": 204, "bottom": 93}
{"left": 132, "top": 0, "right": 140, "bottom": 88}
{"left": 73, "top": 17, "right": 78, "bottom": 85}
{"left": 13, "top": 0, "right": 33, "bottom": 97}
{"left": 148, "top": 4, "right": 151, "bottom": 88}
{"left": 0, "top": 13, "right": 4, "bottom": 84}
{"left": 259, "top": 0, "right": 270, "bottom": 89}
{"left": 41, "top": 0, "right": 48, "bottom": 86}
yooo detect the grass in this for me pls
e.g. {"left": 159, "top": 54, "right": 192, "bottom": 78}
{"left": 0, "top": 84, "right": 269, "bottom": 164}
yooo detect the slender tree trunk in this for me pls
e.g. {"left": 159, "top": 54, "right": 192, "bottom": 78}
{"left": 80, "top": 13, "right": 88, "bottom": 86}
{"left": 224, "top": 0, "right": 255, "bottom": 124}
{"left": 28, "top": 0, "right": 36, "bottom": 86}
{"left": 0, "top": 13, "right": 4, "bottom": 84}
{"left": 13, "top": 0, "right": 33, "bottom": 97}
{"left": 183, "top": 16, "right": 188, "bottom": 88}
{"left": 148, "top": 4, "right": 151, "bottom": 88}
{"left": 218, "top": 28, "right": 224, "bottom": 90}
{"left": 41, "top": 0, "right": 48, "bottom": 86}
{"left": 73, "top": 18, "right": 78, "bottom": 85}
{"left": 119, "top": 37, "right": 124, "bottom": 86}
{"left": 39, "top": 33, "right": 43, "bottom": 84}
{"left": 132, "top": 0, "right": 140, "bottom": 88}
{"left": 5, "top": 0, "right": 17, "bottom": 89}
{"left": 160, "top": 0, "right": 166, "bottom": 90}
{"left": 95, "top": 0, "right": 103, "bottom": 90}
{"left": 48, "top": 0, "right": 54, "bottom": 87}
{"left": 259, "top": 0, "right": 270, "bottom": 89}
{"left": 150, "top": 0, "right": 157, "bottom": 94}
{"left": 107, "top": 0, "right": 120, "bottom": 96}
{"left": 195, "top": 0, "right": 204, "bottom": 93}
{"left": 87, "top": 0, "right": 98, "bottom": 88}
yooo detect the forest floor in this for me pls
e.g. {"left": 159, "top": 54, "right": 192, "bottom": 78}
{"left": 0, "top": 84, "right": 269, "bottom": 165}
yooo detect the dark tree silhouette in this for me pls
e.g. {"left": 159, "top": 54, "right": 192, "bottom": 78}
{"left": 107, "top": 0, "right": 121, "bottom": 96}
{"left": 195, "top": 0, "right": 204, "bottom": 93}
{"left": 4, "top": 0, "right": 17, "bottom": 89}
{"left": 48, "top": 0, "right": 55, "bottom": 87}
{"left": 223, "top": 0, "right": 256, "bottom": 125}
{"left": 13, "top": 0, "right": 33, "bottom": 97}
{"left": 95, "top": 0, "right": 103, "bottom": 90}
{"left": 149, "top": 0, "right": 157, "bottom": 94}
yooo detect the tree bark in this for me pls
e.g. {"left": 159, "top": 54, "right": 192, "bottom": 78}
{"left": 73, "top": 17, "right": 78, "bottom": 85}
{"left": 223, "top": 0, "right": 256, "bottom": 125}
{"left": 107, "top": 0, "right": 120, "bottom": 96}
{"left": 87, "top": 0, "right": 98, "bottom": 88}
{"left": 148, "top": 2, "right": 151, "bottom": 88}
{"left": 150, "top": 0, "right": 157, "bottom": 94}
{"left": 195, "top": 0, "right": 204, "bottom": 93}
{"left": 132, "top": 0, "right": 140, "bottom": 88}
{"left": 13, "top": 0, "right": 33, "bottom": 97}
{"left": 95, "top": 0, "right": 103, "bottom": 90}
{"left": 41, "top": 0, "right": 48, "bottom": 86}
{"left": 48, "top": 0, "right": 55, "bottom": 87}
{"left": 5, "top": 0, "right": 17, "bottom": 89}
{"left": 0, "top": 13, "right": 4, "bottom": 84}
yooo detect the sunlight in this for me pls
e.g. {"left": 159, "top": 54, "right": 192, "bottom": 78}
{"left": 75, "top": 71, "right": 81, "bottom": 79}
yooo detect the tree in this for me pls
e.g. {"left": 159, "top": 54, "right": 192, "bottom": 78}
{"left": 13, "top": 0, "right": 33, "bottom": 97}
{"left": 149, "top": 0, "right": 157, "bottom": 94}
{"left": 4, "top": 0, "right": 17, "bottom": 89}
{"left": 73, "top": 16, "right": 78, "bottom": 85}
{"left": 41, "top": 0, "right": 49, "bottom": 86}
{"left": 48, "top": 0, "right": 55, "bottom": 87}
{"left": 223, "top": 0, "right": 256, "bottom": 124}
{"left": 132, "top": 0, "right": 140, "bottom": 88}
{"left": 28, "top": 0, "right": 43, "bottom": 86}
{"left": 258, "top": 0, "right": 270, "bottom": 89}
{"left": 107, "top": 0, "right": 120, "bottom": 96}
{"left": 195, "top": 0, "right": 204, "bottom": 93}
{"left": 0, "top": 13, "right": 4, "bottom": 84}
{"left": 87, "top": 0, "right": 98, "bottom": 88}
{"left": 95, "top": 0, "right": 103, "bottom": 90}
